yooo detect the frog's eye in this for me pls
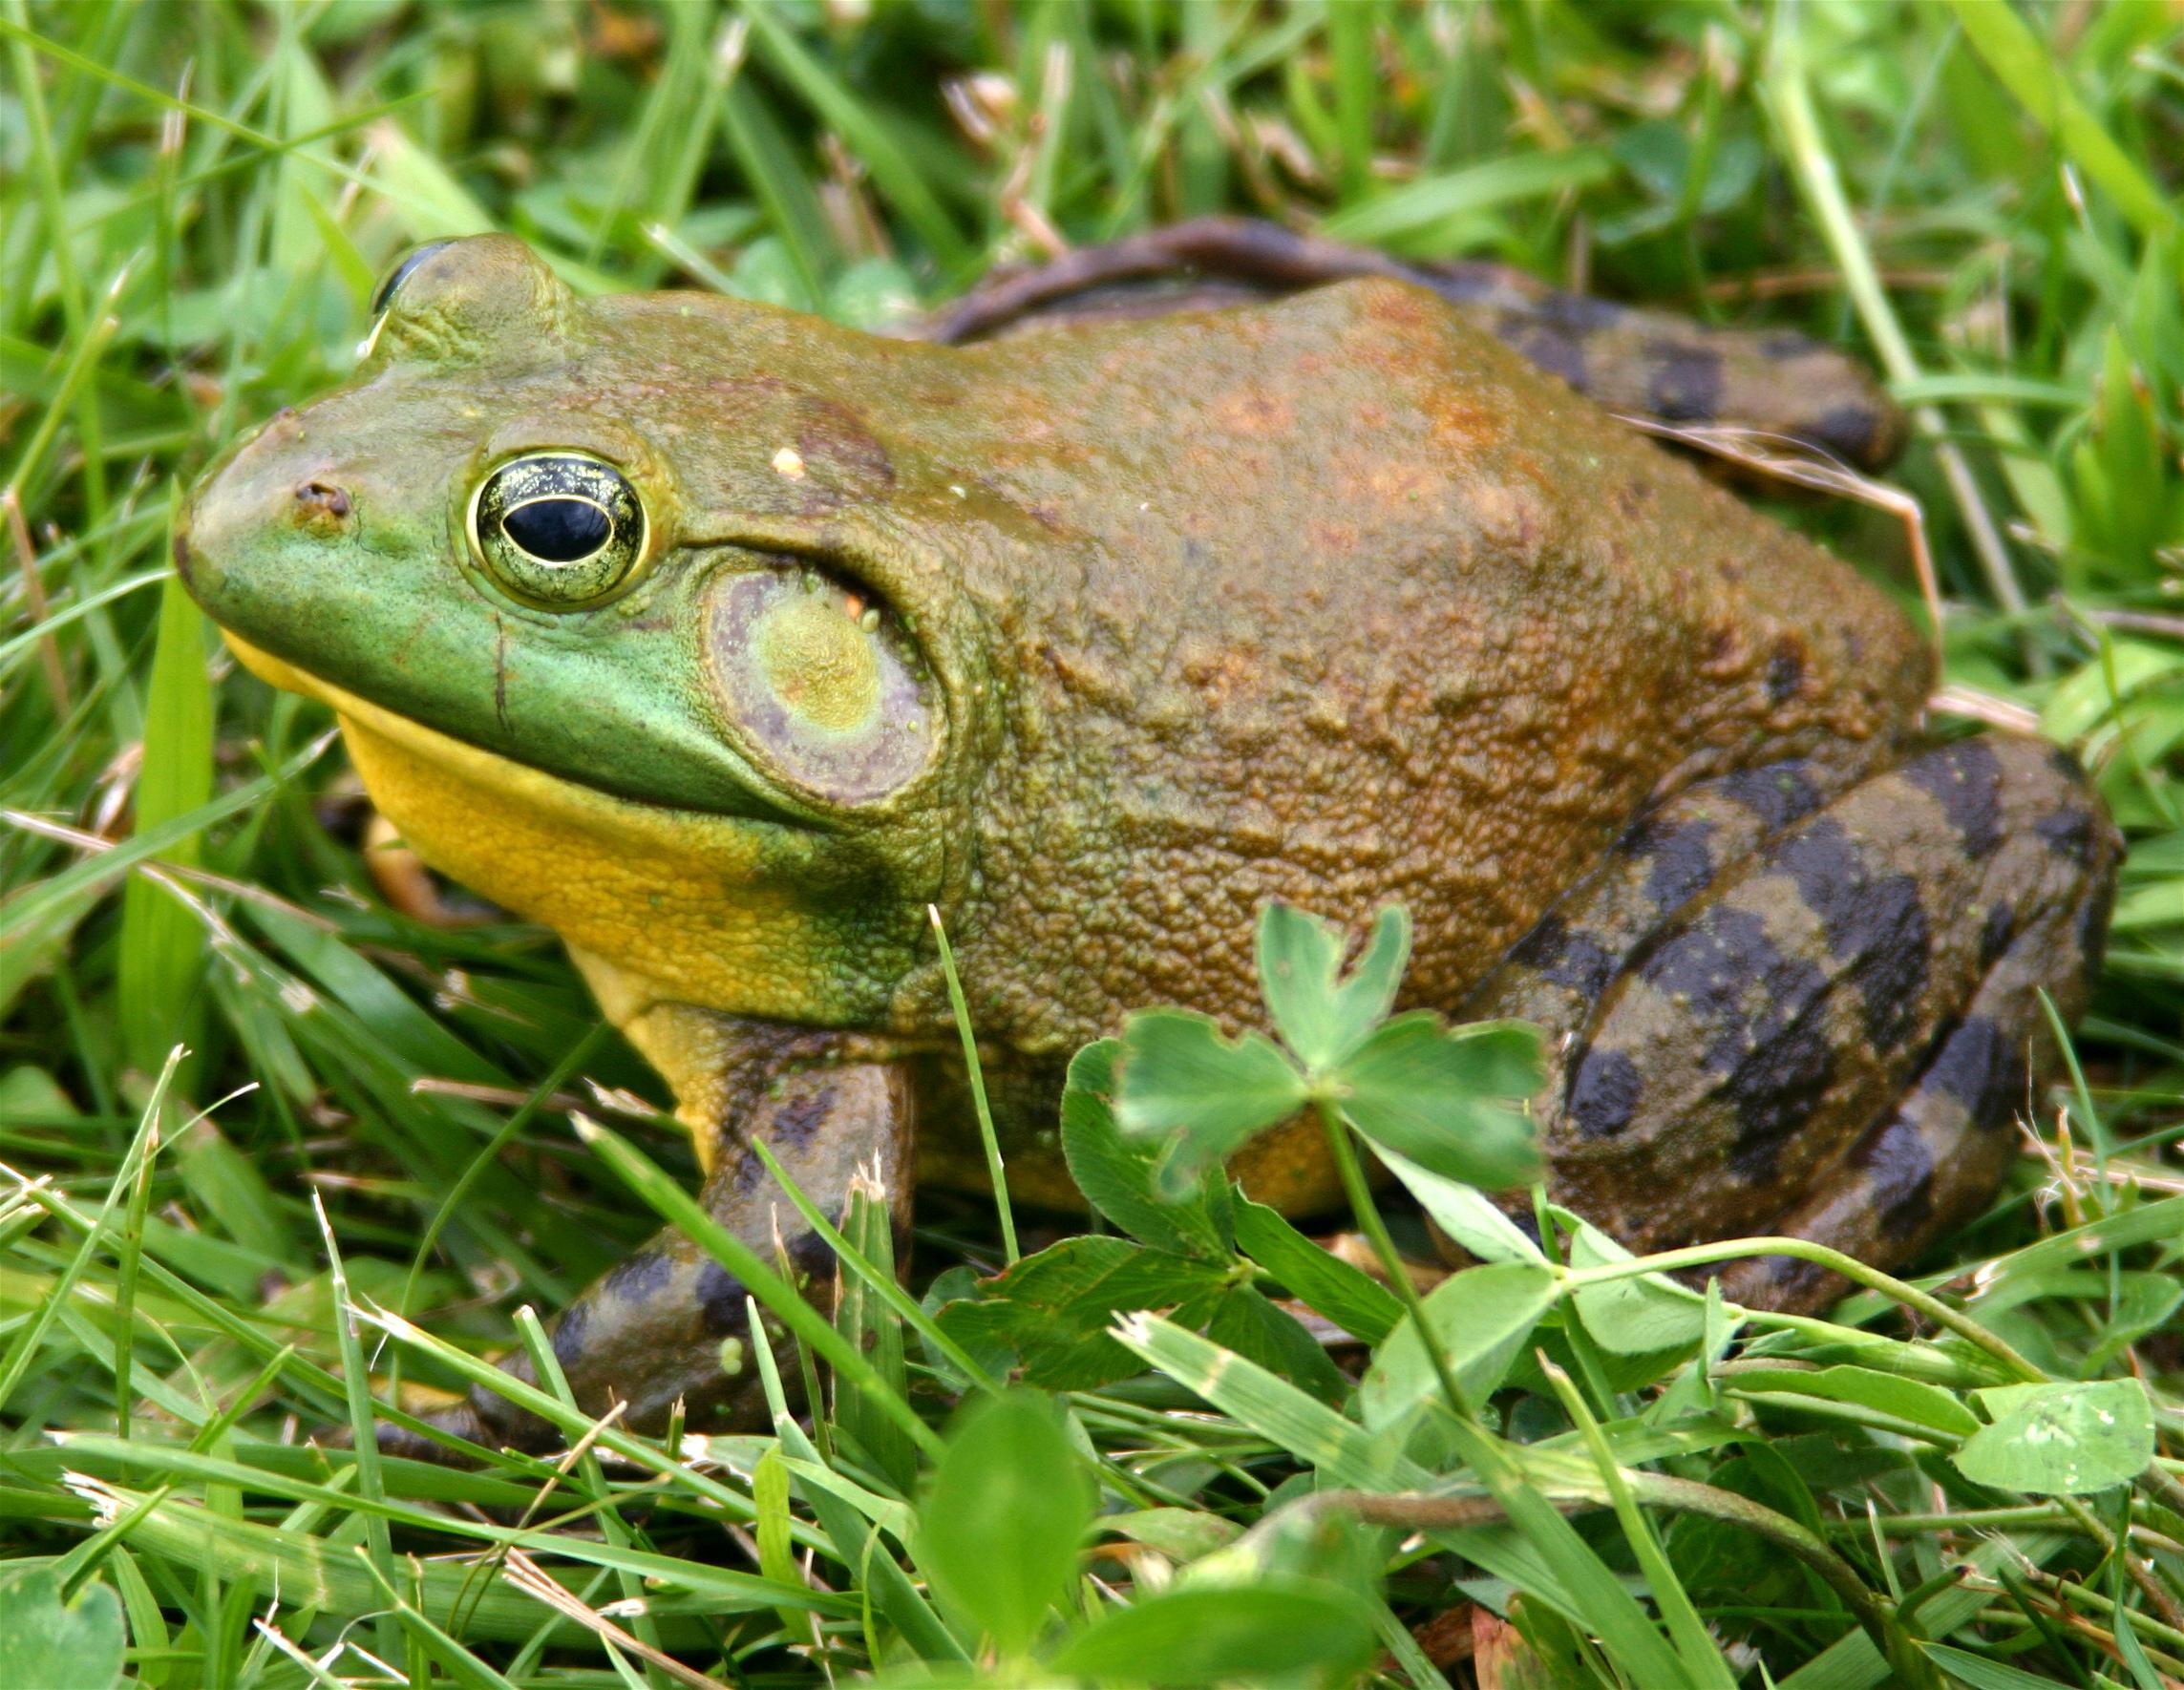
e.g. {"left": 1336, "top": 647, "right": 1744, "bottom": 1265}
{"left": 357, "top": 241, "right": 457, "bottom": 359}
{"left": 467, "top": 453, "right": 648, "bottom": 608}
{"left": 705, "top": 569, "right": 940, "bottom": 804}
{"left": 371, "top": 241, "right": 456, "bottom": 316}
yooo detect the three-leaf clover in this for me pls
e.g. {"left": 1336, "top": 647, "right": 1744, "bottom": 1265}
{"left": 1113, "top": 902, "right": 1543, "bottom": 1198}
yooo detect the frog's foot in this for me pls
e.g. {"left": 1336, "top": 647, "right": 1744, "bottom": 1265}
{"left": 376, "top": 1062, "right": 912, "bottom": 1462}
{"left": 1465, "top": 736, "right": 2116, "bottom": 1313}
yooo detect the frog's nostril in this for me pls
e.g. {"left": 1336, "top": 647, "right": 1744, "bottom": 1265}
{"left": 295, "top": 481, "right": 352, "bottom": 519}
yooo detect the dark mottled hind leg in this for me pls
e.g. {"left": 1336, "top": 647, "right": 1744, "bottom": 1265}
{"left": 1718, "top": 831, "right": 2112, "bottom": 1310}
{"left": 378, "top": 1061, "right": 912, "bottom": 1458}
{"left": 1466, "top": 736, "right": 2115, "bottom": 1312}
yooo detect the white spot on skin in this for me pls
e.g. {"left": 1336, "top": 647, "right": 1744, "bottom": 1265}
{"left": 772, "top": 446, "right": 806, "bottom": 479}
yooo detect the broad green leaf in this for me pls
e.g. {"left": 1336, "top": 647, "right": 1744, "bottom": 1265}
{"left": 16, "top": 1478, "right": 811, "bottom": 1644}
{"left": 117, "top": 571, "right": 213, "bottom": 1078}
{"left": 1361, "top": 1260, "right": 1558, "bottom": 1426}
{"left": 1098, "top": 1510, "right": 1242, "bottom": 1565}
{"left": 1233, "top": 1194, "right": 1403, "bottom": 1342}
{"left": 1256, "top": 901, "right": 1409, "bottom": 1070}
{"left": 1379, "top": 1147, "right": 1545, "bottom": 1264}
{"left": 917, "top": 1391, "right": 1092, "bottom": 1659}
{"left": 1334, "top": 1014, "right": 1542, "bottom": 1191}
{"left": 934, "top": 1236, "right": 1230, "bottom": 1389}
{"left": 1323, "top": 147, "right": 1616, "bottom": 244}
{"left": 1205, "top": 1284, "right": 1351, "bottom": 1405}
{"left": 0, "top": 1568, "right": 124, "bottom": 1690}
{"left": 1113, "top": 1009, "right": 1306, "bottom": 1194}
{"left": 1921, "top": 1641, "right": 2087, "bottom": 1690}
{"left": 1728, "top": 1365, "right": 1981, "bottom": 1440}
{"left": 1046, "top": 1580, "right": 1379, "bottom": 1683}
{"left": 1111, "top": 1312, "right": 1429, "bottom": 1491}
{"left": 2041, "top": 638, "right": 2176, "bottom": 742}
{"left": 1947, "top": 0, "right": 2175, "bottom": 238}
{"left": 1062, "top": 1039, "right": 1230, "bottom": 1258}
{"left": 1976, "top": 1194, "right": 2184, "bottom": 1285}
{"left": 1954, "top": 1380, "right": 2154, "bottom": 1495}
{"left": 1569, "top": 1223, "right": 1706, "bottom": 1356}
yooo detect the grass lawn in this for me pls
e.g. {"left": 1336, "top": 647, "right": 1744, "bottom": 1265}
{"left": 4, "top": 2, "right": 2183, "bottom": 1685}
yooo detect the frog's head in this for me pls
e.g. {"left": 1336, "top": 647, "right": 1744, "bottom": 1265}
{"left": 177, "top": 236, "right": 984, "bottom": 1029}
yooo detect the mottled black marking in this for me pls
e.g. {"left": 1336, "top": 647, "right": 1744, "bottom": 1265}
{"left": 1567, "top": 1046, "right": 1644, "bottom": 1139}
{"left": 549, "top": 1299, "right": 592, "bottom": 1363}
{"left": 1855, "top": 894, "right": 1931, "bottom": 1052}
{"left": 695, "top": 1259, "right": 751, "bottom": 1332}
{"left": 2076, "top": 876, "right": 2116, "bottom": 971}
{"left": 1741, "top": 1253, "right": 1834, "bottom": 1307}
{"left": 1923, "top": 1016, "right": 2025, "bottom": 1130}
{"left": 770, "top": 1088, "right": 835, "bottom": 1151}
{"left": 2046, "top": 743, "right": 2089, "bottom": 786}
{"left": 1643, "top": 907, "right": 1783, "bottom": 1034}
{"left": 1497, "top": 317, "right": 1588, "bottom": 391}
{"left": 1764, "top": 644, "right": 1805, "bottom": 706}
{"left": 788, "top": 1230, "right": 837, "bottom": 1278}
{"left": 1902, "top": 739, "right": 2004, "bottom": 859}
{"left": 730, "top": 1145, "right": 768, "bottom": 1194}
{"left": 1621, "top": 816, "right": 1717, "bottom": 914}
{"left": 1774, "top": 821, "right": 1932, "bottom": 1051}
{"left": 1644, "top": 340, "right": 1725, "bottom": 422}
{"left": 1853, "top": 1115, "right": 1936, "bottom": 1238}
{"left": 1716, "top": 762, "right": 1822, "bottom": 834}
{"left": 1811, "top": 403, "right": 1883, "bottom": 466}
{"left": 1507, "top": 915, "right": 1617, "bottom": 1001}
{"left": 2034, "top": 805, "right": 2096, "bottom": 864}
{"left": 1979, "top": 900, "right": 2016, "bottom": 969}
{"left": 601, "top": 1248, "right": 674, "bottom": 1306}
{"left": 1759, "top": 330, "right": 1823, "bottom": 360}
{"left": 1724, "top": 1007, "right": 1838, "bottom": 1185}
{"left": 1637, "top": 904, "right": 1836, "bottom": 1182}
{"left": 1535, "top": 291, "right": 1626, "bottom": 333}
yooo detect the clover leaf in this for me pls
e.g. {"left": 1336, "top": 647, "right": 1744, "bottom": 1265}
{"left": 1113, "top": 902, "right": 1543, "bottom": 1200}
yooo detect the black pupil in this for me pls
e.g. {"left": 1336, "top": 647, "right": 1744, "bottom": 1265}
{"left": 371, "top": 241, "right": 454, "bottom": 316}
{"left": 503, "top": 497, "right": 611, "bottom": 561}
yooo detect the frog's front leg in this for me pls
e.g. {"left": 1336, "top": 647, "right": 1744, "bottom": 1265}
{"left": 379, "top": 1047, "right": 912, "bottom": 1459}
{"left": 1466, "top": 736, "right": 2116, "bottom": 1311}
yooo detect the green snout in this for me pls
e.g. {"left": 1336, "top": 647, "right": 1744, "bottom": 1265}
{"left": 175, "top": 384, "right": 810, "bottom": 825}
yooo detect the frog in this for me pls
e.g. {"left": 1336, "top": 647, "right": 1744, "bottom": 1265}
{"left": 173, "top": 228, "right": 2116, "bottom": 1457}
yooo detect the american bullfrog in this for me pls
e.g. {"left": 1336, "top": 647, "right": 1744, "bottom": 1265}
{"left": 174, "top": 227, "right": 2116, "bottom": 1454}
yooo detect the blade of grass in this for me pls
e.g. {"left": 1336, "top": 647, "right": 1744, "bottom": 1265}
{"left": 928, "top": 904, "right": 1017, "bottom": 1263}
{"left": 571, "top": 1113, "right": 944, "bottom": 1462}
{"left": 0, "top": 1046, "right": 176, "bottom": 1418}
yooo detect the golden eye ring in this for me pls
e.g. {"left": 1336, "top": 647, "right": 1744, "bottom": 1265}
{"left": 466, "top": 452, "right": 648, "bottom": 608}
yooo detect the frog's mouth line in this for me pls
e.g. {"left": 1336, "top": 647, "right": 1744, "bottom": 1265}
{"left": 222, "top": 633, "right": 820, "bottom": 843}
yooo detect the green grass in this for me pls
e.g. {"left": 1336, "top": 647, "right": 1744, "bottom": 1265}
{"left": 4, "top": 2, "right": 2183, "bottom": 1685}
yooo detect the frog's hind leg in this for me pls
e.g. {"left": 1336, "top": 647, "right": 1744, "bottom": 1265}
{"left": 1464, "top": 737, "right": 2115, "bottom": 1313}
{"left": 1714, "top": 834, "right": 2114, "bottom": 1311}
{"left": 377, "top": 1060, "right": 912, "bottom": 1459}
